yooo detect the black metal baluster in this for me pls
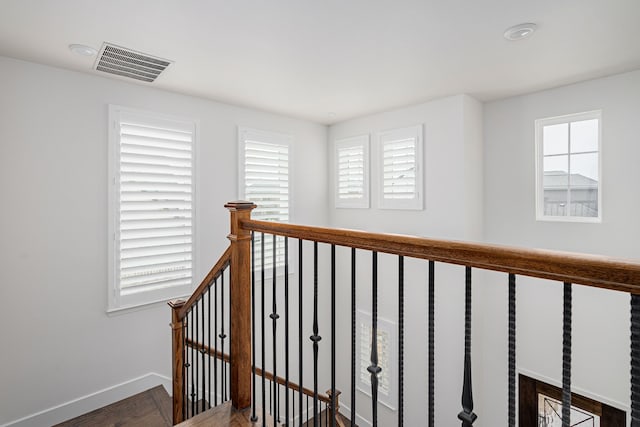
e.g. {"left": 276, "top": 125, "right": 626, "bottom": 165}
{"left": 368, "top": 251, "right": 381, "bottom": 427}
{"left": 195, "top": 301, "right": 199, "bottom": 412}
{"left": 214, "top": 277, "right": 218, "bottom": 407}
{"left": 428, "top": 261, "right": 435, "bottom": 427}
{"left": 331, "top": 244, "right": 336, "bottom": 427}
{"left": 325, "top": 401, "right": 328, "bottom": 427}
{"left": 201, "top": 296, "right": 206, "bottom": 413}
{"left": 310, "top": 241, "right": 322, "bottom": 427}
{"left": 227, "top": 267, "right": 232, "bottom": 404}
{"left": 398, "top": 256, "right": 404, "bottom": 427}
{"left": 350, "top": 247, "right": 357, "bottom": 427}
{"left": 562, "top": 282, "right": 572, "bottom": 427}
{"left": 261, "top": 233, "right": 267, "bottom": 425}
{"left": 190, "top": 308, "right": 195, "bottom": 417}
{"left": 285, "top": 237, "right": 291, "bottom": 426}
{"left": 251, "top": 231, "right": 258, "bottom": 421}
{"left": 458, "top": 266, "right": 477, "bottom": 427}
{"left": 299, "top": 239, "right": 304, "bottom": 427}
{"left": 183, "top": 313, "right": 187, "bottom": 419}
{"left": 631, "top": 294, "right": 640, "bottom": 427}
{"left": 271, "top": 235, "right": 279, "bottom": 422}
{"left": 220, "top": 272, "right": 227, "bottom": 402}
{"left": 508, "top": 274, "right": 516, "bottom": 427}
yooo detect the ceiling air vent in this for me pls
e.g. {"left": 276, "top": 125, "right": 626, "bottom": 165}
{"left": 94, "top": 43, "right": 172, "bottom": 83}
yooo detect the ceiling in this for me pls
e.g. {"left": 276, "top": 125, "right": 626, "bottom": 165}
{"left": 1, "top": 0, "right": 639, "bottom": 124}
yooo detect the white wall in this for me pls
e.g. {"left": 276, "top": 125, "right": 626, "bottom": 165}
{"left": 481, "top": 69, "right": 640, "bottom": 426}
{"left": 327, "top": 94, "right": 484, "bottom": 426}
{"left": 0, "top": 56, "right": 328, "bottom": 425}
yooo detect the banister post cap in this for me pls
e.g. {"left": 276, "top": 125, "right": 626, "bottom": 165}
{"left": 225, "top": 201, "right": 257, "bottom": 210}
{"left": 168, "top": 299, "right": 186, "bottom": 309}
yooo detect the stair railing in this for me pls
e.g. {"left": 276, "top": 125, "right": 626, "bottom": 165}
{"left": 242, "top": 208, "right": 640, "bottom": 427}
{"left": 172, "top": 201, "right": 640, "bottom": 426}
{"left": 169, "top": 245, "right": 233, "bottom": 424}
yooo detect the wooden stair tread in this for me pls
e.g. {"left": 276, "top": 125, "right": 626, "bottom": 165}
{"left": 177, "top": 401, "right": 282, "bottom": 427}
{"left": 302, "top": 408, "right": 353, "bottom": 427}
{"left": 54, "top": 385, "right": 172, "bottom": 427}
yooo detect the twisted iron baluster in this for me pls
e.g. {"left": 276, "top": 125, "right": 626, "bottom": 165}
{"left": 398, "top": 256, "right": 404, "bottom": 427}
{"left": 508, "top": 274, "right": 516, "bottom": 427}
{"left": 631, "top": 294, "right": 640, "bottom": 427}
{"left": 562, "top": 282, "right": 572, "bottom": 427}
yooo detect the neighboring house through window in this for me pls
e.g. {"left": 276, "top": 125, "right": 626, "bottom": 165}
{"left": 535, "top": 111, "right": 601, "bottom": 222}
{"left": 108, "top": 105, "right": 196, "bottom": 311}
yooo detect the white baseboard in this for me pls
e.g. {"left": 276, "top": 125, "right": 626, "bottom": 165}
{"left": 0, "top": 372, "right": 172, "bottom": 427}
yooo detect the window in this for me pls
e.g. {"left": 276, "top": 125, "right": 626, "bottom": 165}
{"left": 356, "top": 310, "right": 398, "bottom": 410}
{"left": 535, "top": 111, "right": 601, "bottom": 222}
{"left": 378, "top": 125, "right": 423, "bottom": 210}
{"left": 238, "top": 127, "right": 291, "bottom": 270}
{"left": 335, "top": 135, "right": 370, "bottom": 208}
{"left": 108, "top": 106, "right": 196, "bottom": 311}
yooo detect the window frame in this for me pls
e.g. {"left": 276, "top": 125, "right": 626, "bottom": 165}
{"left": 334, "top": 134, "right": 370, "bottom": 209}
{"left": 238, "top": 126, "right": 293, "bottom": 274}
{"left": 377, "top": 124, "right": 424, "bottom": 210}
{"left": 535, "top": 110, "right": 602, "bottom": 223}
{"left": 107, "top": 105, "right": 198, "bottom": 312}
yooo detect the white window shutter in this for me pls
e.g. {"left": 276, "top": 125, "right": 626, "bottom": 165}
{"left": 378, "top": 125, "right": 423, "bottom": 210}
{"left": 335, "top": 135, "right": 370, "bottom": 208}
{"left": 109, "top": 106, "right": 196, "bottom": 311}
{"left": 244, "top": 140, "right": 289, "bottom": 222}
{"left": 239, "top": 127, "right": 291, "bottom": 270}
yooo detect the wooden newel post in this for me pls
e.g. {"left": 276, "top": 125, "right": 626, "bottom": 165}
{"left": 169, "top": 299, "right": 186, "bottom": 425}
{"left": 326, "top": 389, "right": 346, "bottom": 427}
{"left": 225, "top": 201, "right": 256, "bottom": 410}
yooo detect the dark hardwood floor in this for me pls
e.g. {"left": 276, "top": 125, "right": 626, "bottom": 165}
{"left": 53, "top": 387, "right": 353, "bottom": 427}
{"left": 54, "top": 385, "right": 172, "bottom": 427}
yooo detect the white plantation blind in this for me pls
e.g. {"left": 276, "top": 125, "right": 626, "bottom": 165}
{"left": 335, "top": 135, "right": 369, "bottom": 208}
{"left": 356, "top": 310, "right": 397, "bottom": 409}
{"left": 109, "top": 106, "right": 196, "bottom": 310}
{"left": 239, "top": 127, "right": 291, "bottom": 270}
{"left": 378, "top": 125, "right": 423, "bottom": 210}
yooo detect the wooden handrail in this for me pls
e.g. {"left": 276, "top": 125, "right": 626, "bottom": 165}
{"left": 175, "top": 246, "right": 231, "bottom": 320}
{"left": 241, "top": 218, "right": 640, "bottom": 294}
{"left": 168, "top": 246, "right": 231, "bottom": 424}
{"left": 185, "top": 338, "right": 333, "bottom": 405}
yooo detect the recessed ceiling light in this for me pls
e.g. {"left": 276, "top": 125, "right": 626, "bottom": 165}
{"left": 69, "top": 44, "right": 97, "bottom": 56}
{"left": 503, "top": 23, "right": 537, "bottom": 41}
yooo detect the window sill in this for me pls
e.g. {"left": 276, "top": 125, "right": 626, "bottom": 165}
{"left": 536, "top": 215, "right": 601, "bottom": 224}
